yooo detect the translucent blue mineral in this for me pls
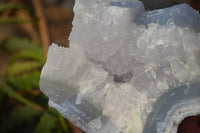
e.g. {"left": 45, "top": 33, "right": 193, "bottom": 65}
{"left": 40, "top": 0, "right": 200, "bottom": 133}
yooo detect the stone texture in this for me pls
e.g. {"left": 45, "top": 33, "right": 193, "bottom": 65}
{"left": 40, "top": 0, "right": 200, "bottom": 133}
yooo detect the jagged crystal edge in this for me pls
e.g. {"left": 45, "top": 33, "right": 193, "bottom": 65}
{"left": 40, "top": 0, "right": 200, "bottom": 133}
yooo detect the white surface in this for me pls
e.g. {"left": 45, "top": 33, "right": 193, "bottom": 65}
{"left": 40, "top": 0, "right": 200, "bottom": 133}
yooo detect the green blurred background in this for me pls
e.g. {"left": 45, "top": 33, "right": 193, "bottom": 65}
{"left": 0, "top": 0, "right": 79, "bottom": 132}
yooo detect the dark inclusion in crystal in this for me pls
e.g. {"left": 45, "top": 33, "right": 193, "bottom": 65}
{"left": 113, "top": 72, "right": 133, "bottom": 83}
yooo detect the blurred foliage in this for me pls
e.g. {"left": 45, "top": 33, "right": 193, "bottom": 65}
{"left": 0, "top": 1, "right": 72, "bottom": 133}
{"left": 0, "top": 2, "right": 32, "bottom": 24}
{"left": 0, "top": 2, "right": 26, "bottom": 13}
{"left": 0, "top": 38, "right": 71, "bottom": 133}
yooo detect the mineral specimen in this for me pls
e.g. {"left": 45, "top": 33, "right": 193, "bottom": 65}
{"left": 40, "top": 0, "right": 200, "bottom": 133}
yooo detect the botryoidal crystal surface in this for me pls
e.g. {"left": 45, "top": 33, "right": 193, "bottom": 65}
{"left": 40, "top": 0, "right": 200, "bottom": 133}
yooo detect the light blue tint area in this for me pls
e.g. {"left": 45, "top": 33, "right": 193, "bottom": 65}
{"left": 40, "top": 0, "right": 200, "bottom": 133}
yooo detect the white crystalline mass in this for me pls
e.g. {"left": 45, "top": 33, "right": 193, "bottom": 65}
{"left": 40, "top": 0, "right": 200, "bottom": 133}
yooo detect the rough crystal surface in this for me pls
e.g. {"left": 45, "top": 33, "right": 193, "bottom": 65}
{"left": 40, "top": 0, "right": 200, "bottom": 133}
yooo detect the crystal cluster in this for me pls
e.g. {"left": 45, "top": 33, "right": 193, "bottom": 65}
{"left": 40, "top": 0, "right": 200, "bottom": 133}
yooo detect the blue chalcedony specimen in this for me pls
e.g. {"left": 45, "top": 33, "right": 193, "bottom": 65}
{"left": 40, "top": 0, "right": 200, "bottom": 133}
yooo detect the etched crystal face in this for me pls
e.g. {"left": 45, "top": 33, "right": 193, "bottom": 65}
{"left": 40, "top": 0, "right": 200, "bottom": 133}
